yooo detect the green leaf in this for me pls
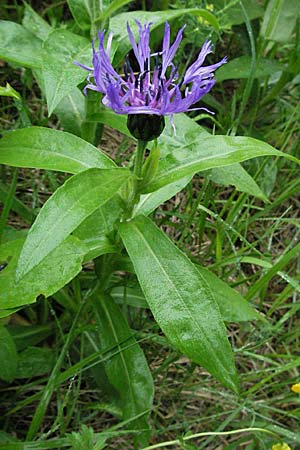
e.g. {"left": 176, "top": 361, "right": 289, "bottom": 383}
{"left": 0, "top": 83, "right": 21, "bottom": 100}
{"left": 67, "top": 0, "right": 98, "bottom": 30}
{"left": 0, "top": 21, "right": 43, "bottom": 68}
{"left": 218, "top": 0, "right": 264, "bottom": 28}
{"left": 144, "top": 115, "right": 298, "bottom": 193}
{"left": 111, "top": 286, "right": 148, "bottom": 309}
{"left": 73, "top": 197, "right": 122, "bottom": 261}
{"left": 97, "top": 0, "right": 134, "bottom": 23}
{"left": 22, "top": 2, "right": 52, "bottom": 41}
{"left": 216, "top": 56, "right": 285, "bottom": 82}
{"left": 0, "top": 326, "right": 18, "bottom": 382}
{"left": 210, "top": 164, "right": 268, "bottom": 202}
{"left": 134, "top": 176, "right": 192, "bottom": 217}
{"left": 195, "top": 267, "right": 263, "bottom": 323}
{"left": 261, "top": 0, "right": 299, "bottom": 43}
{"left": 9, "top": 324, "right": 53, "bottom": 351}
{"left": 82, "top": 236, "right": 117, "bottom": 263}
{"left": 16, "top": 168, "right": 130, "bottom": 280}
{"left": 88, "top": 111, "right": 131, "bottom": 138}
{"left": 0, "top": 127, "right": 114, "bottom": 173}
{"left": 42, "top": 29, "right": 92, "bottom": 115}
{"left": 118, "top": 215, "right": 239, "bottom": 392}
{"left": 111, "top": 9, "right": 219, "bottom": 65}
{"left": 93, "top": 292, "right": 154, "bottom": 447}
{"left": 111, "top": 261, "right": 263, "bottom": 322}
{"left": 55, "top": 88, "right": 85, "bottom": 136}
{"left": 16, "top": 347, "right": 54, "bottom": 379}
{"left": 0, "top": 236, "right": 86, "bottom": 311}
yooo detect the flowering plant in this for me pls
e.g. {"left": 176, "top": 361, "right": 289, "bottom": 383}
{"left": 77, "top": 21, "right": 226, "bottom": 122}
{"left": 0, "top": 12, "right": 294, "bottom": 449}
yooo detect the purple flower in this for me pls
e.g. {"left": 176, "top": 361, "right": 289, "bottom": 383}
{"left": 76, "top": 21, "right": 226, "bottom": 118}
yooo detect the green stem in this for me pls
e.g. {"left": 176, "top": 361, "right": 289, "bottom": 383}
{"left": 125, "top": 139, "right": 147, "bottom": 219}
{"left": 134, "top": 139, "right": 147, "bottom": 180}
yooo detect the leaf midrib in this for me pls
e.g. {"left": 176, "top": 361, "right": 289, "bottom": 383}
{"left": 100, "top": 300, "right": 139, "bottom": 416}
{"left": 0, "top": 145, "right": 113, "bottom": 171}
{"left": 19, "top": 171, "right": 127, "bottom": 276}
{"left": 155, "top": 143, "right": 278, "bottom": 184}
{"left": 130, "top": 221, "right": 231, "bottom": 377}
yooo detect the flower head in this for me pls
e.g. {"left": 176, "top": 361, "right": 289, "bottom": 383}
{"left": 76, "top": 21, "right": 226, "bottom": 119}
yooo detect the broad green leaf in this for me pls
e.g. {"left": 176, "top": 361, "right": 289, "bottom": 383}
{"left": 55, "top": 88, "right": 85, "bottom": 136}
{"left": 153, "top": 114, "right": 270, "bottom": 201}
{"left": 0, "top": 236, "right": 86, "bottom": 311}
{"left": 42, "top": 29, "right": 92, "bottom": 115}
{"left": 195, "top": 266, "right": 263, "bottom": 323}
{"left": 97, "top": 0, "right": 134, "bottom": 22}
{"left": 0, "top": 21, "right": 43, "bottom": 68}
{"left": 210, "top": 164, "right": 268, "bottom": 202}
{"left": 134, "top": 176, "right": 192, "bottom": 217}
{"left": 0, "top": 308, "right": 20, "bottom": 319}
{"left": 0, "top": 326, "right": 18, "bottom": 382}
{"left": 89, "top": 111, "right": 131, "bottom": 137}
{"left": 16, "top": 168, "right": 130, "bottom": 280}
{"left": 22, "top": 2, "right": 52, "bottom": 41}
{"left": 67, "top": 0, "right": 98, "bottom": 30}
{"left": 82, "top": 235, "right": 117, "bottom": 263}
{"left": 111, "top": 9, "right": 219, "bottom": 65}
{"left": 144, "top": 115, "right": 298, "bottom": 192}
{"left": 217, "top": 0, "right": 263, "bottom": 28}
{"left": 216, "top": 56, "right": 284, "bottom": 82}
{"left": 16, "top": 347, "right": 54, "bottom": 379}
{"left": 74, "top": 197, "right": 122, "bottom": 261}
{"left": 73, "top": 197, "right": 121, "bottom": 238}
{"left": 261, "top": 0, "right": 299, "bottom": 43}
{"left": 111, "top": 260, "right": 263, "bottom": 322}
{"left": 93, "top": 292, "right": 154, "bottom": 447}
{"left": 118, "top": 215, "right": 239, "bottom": 392}
{"left": 0, "top": 127, "right": 114, "bottom": 173}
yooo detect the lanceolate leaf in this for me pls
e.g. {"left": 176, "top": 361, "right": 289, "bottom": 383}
{"left": 134, "top": 176, "right": 192, "bottom": 217}
{"left": 0, "top": 237, "right": 86, "bottom": 312}
{"left": 54, "top": 88, "right": 85, "bottom": 137}
{"left": 144, "top": 134, "right": 296, "bottom": 193}
{"left": 93, "top": 292, "right": 154, "bottom": 447}
{"left": 16, "top": 168, "right": 130, "bottom": 281}
{"left": 42, "top": 29, "right": 92, "bottom": 115}
{"left": 67, "top": 0, "right": 92, "bottom": 30}
{"left": 196, "top": 267, "right": 263, "bottom": 323}
{"left": 22, "top": 3, "right": 52, "bottom": 41}
{"left": 210, "top": 164, "right": 268, "bottom": 202}
{"left": 0, "top": 21, "right": 43, "bottom": 68}
{"left": 110, "top": 262, "right": 263, "bottom": 323}
{"left": 0, "top": 127, "right": 114, "bottom": 173}
{"left": 118, "top": 215, "right": 239, "bottom": 392}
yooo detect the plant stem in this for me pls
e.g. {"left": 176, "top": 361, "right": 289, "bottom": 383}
{"left": 125, "top": 139, "right": 147, "bottom": 219}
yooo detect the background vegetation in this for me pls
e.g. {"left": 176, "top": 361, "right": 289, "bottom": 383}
{"left": 0, "top": 0, "right": 300, "bottom": 449}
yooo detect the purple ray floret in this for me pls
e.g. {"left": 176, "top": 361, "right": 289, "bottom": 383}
{"left": 76, "top": 21, "right": 226, "bottom": 117}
